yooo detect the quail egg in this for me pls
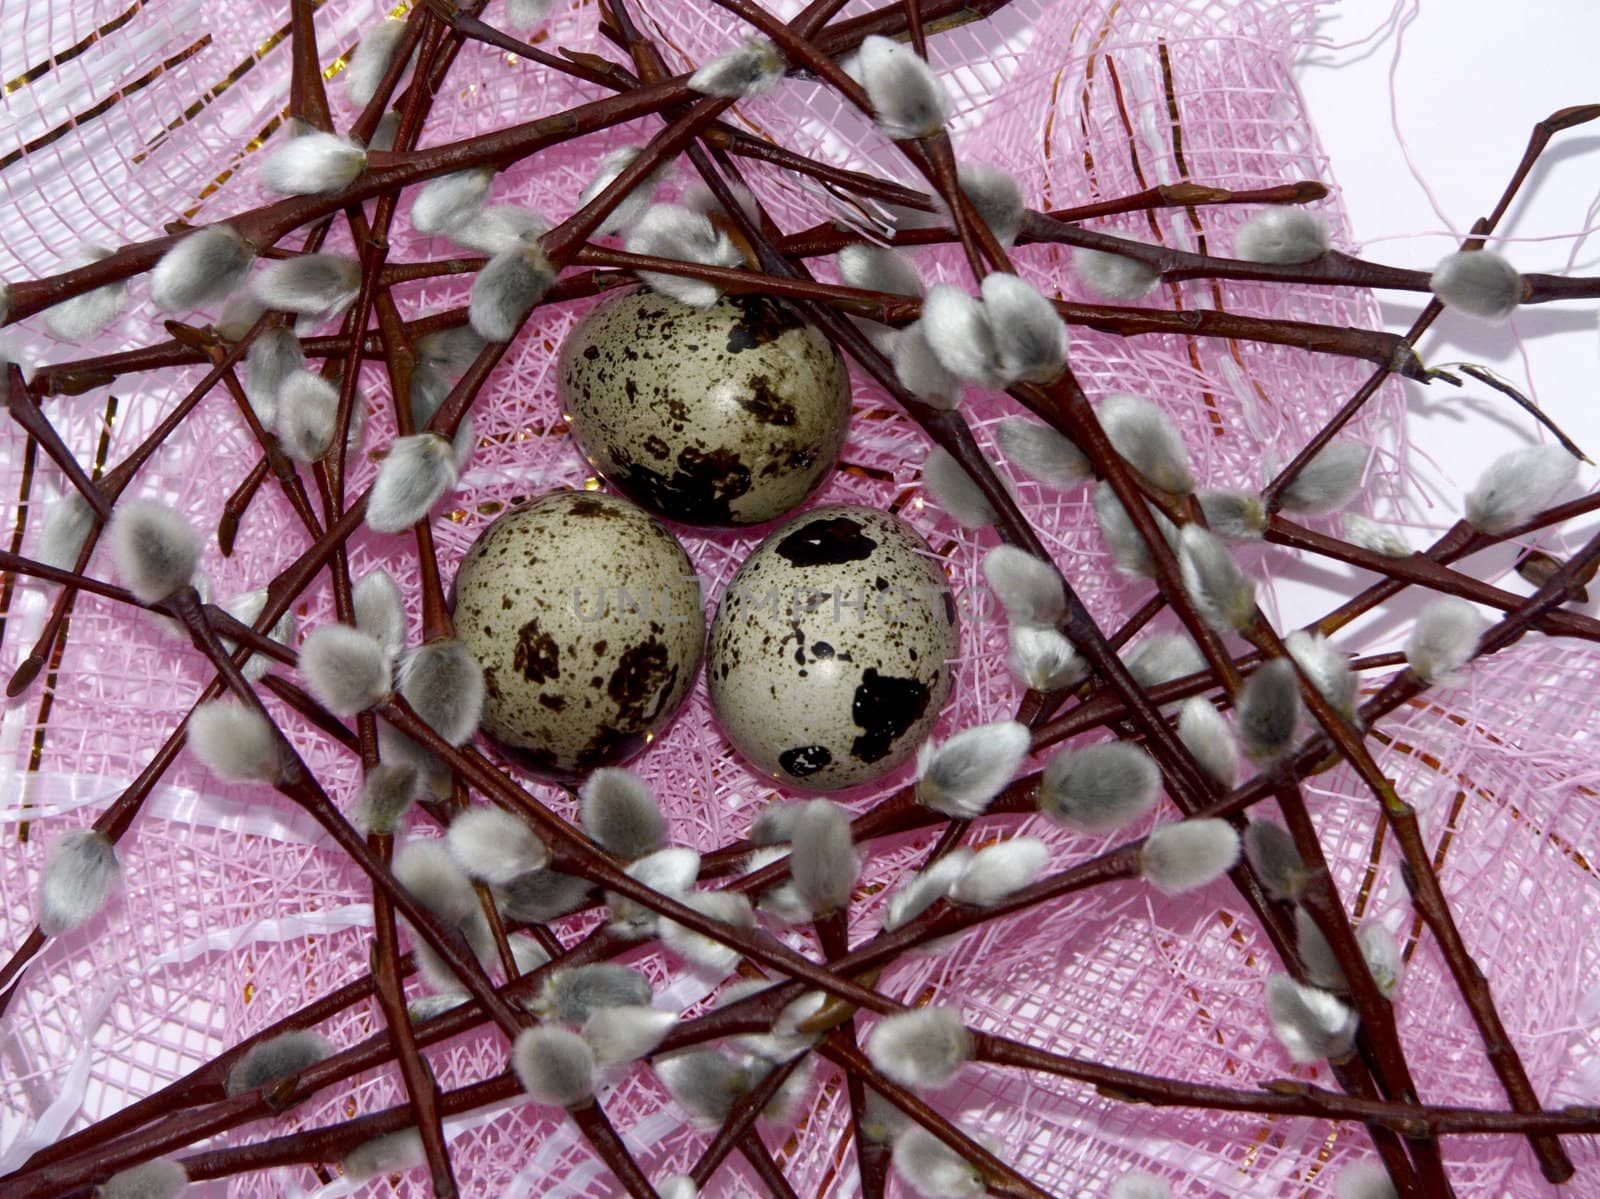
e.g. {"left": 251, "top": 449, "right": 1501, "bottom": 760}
{"left": 708, "top": 505, "right": 959, "bottom": 791}
{"left": 557, "top": 289, "right": 851, "bottom": 526}
{"left": 452, "top": 490, "right": 705, "bottom": 781}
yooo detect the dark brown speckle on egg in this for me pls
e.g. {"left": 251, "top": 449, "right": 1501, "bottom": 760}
{"left": 556, "top": 289, "right": 851, "bottom": 527}
{"left": 452, "top": 490, "right": 705, "bottom": 783}
{"left": 707, "top": 505, "right": 959, "bottom": 792}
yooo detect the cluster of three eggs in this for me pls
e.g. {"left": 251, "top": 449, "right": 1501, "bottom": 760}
{"left": 451, "top": 289, "right": 960, "bottom": 791}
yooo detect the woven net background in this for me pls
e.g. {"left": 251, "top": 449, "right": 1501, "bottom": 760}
{"left": 0, "top": 0, "right": 1595, "bottom": 1196}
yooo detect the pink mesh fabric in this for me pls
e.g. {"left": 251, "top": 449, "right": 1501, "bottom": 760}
{"left": 0, "top": 0, "right": 1594, "bottom": 1196}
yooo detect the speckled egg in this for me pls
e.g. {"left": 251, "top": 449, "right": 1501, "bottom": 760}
{"left": 452, "top": 490, "right": 705, "bottom": 782}
{"left": 708, "top": 505, "right": 960, "bottom": 792}
{"left": 556, "top": 289, "right": 852, "bottom": 526}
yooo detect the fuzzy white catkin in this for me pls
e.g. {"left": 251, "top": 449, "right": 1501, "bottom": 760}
{"left": 1231, "top": 209, "right": 1329, "bottom": 264}
{"left": 251, "top": 253, "right": 360, "bottom": 318}
{"left": 681, "top": 181, "right": 761, "bottom": 224}
{"left": 1296, "top": 912, "right": 1404, "bottom": 999}
{"left": 410, "top": 168, "right": 493, "bottom": 236}
{"left": 513, "top": 1026, "right": 596, "bottom": 1107}
{"left": 506, "top": 0, "right": 555, "bottom": 30}
{"left": 1430, "top": 249, "right": 1523, "bottom": 321}
{"left": 107, "top": 501, "right": 201, "bottom": 604}
{"left": 856, "top": 34, "right": 947, "bottom": 140}
{"left": 344, "top": 20, "right": 409, "bottom": 105}
{"left": 1176, "top": 696, "right": 1238, "bottom": 788}
{"left": 274, "top": 370, "right": 340, "bottom": 462}
{"left": 578, "top": 147, "right": 662, "bottom": 238}
{"left": 688, "top": 38, "right": 786, "bottom": 98}
{"left": 342, "top": 1129, "right": 425, "bottom": 1182}
{"left": 398, "top": 640, "right": 485, "bottom": 746}
{"left": 225, "top": 1030, "right": 334, "bottom": 1095}
{"left": 149, "top": 226, "right": 253, "bottom": 311}
{"left": 450, "top": 204, "right": 549, "bottom": 256}
{"left": 958, "top": 163, "right": 1026, "bottom": 248}
{"left": 1359, "top": 922, "right": 1404, "bottom": 998}
{"left": 1092, "top": 482, "right": 1180, "bottom": 579}
{"left": 866, "top": 1006, "right": 971, "bottom": 1090}
{"left": 583, "top": 1004, "right": 677, "bottom": 1066}
{"left": 657, "top": 1177, "right": 699, "bottom": 1199}
{"left": 417, "top": 325, "right": 485, "bottom": 376}
{"left": 300, "top": 624, "right": 391, "bottom": 716}
{"left": 215, "top": 290, "right": 266, "bottom": 340}
{"left": 1139, "top": 820, "right": 1240, "bottom": 893}
{"left": 1197, "top": 490, "right": 1267, "bottom": 540}
{"left": 1286, "top": 630, "right": 1358, "bottom": 719}
{"left": 749, "top": 802, "right": 801, "bottom": 846}
{"left": 1124, "top": 632, "right": 1204, "bottom": 690}
{"left": 1405, "top": 598, "right": 1485, "bottom": 685}
{"left": 37, "top": 493, "right": 95, "bottom": 572}
{"left": 1110, "top": 1171, "right": 1172, "bottom": 1199}
{"left": 655, "top": 1051, "right": 762, "bottom": 1122}
{"left": 446, "top": 807, "right": 548, "bottom": 884}
{"left": 1073, "top": 243, "right": 1160, "bottom": 299}
{"left": 538, "top": 964, "right": 653, "bottom": 1023}
{"left": 243, "top": 327, "right": 304, "bottom": 426}
{"left": 187, "top": 701, "right": 285, "bottom": 784}
{"left": 790, "top": 799, "right": 859, "bottom": 914}
{"left": 921, "top": 446, "right": 996, "bottom": 529}
{"left": 882, "top": 850, "right": 971, "bottom": 933}
{"left": 1342, "top": 513, "right": 1411, "bottom": 558}
{"left": 920, "top": 284, "right": 1003, "bottom": 386}
{"left": 1237, "top": 659, "right": 1302, "bottom": 761}
{"left": 1243, "top": 820, "right": 1307, "bottom": 901}
{"left": 624, "top": 204, "right": 742, "bottom": 307}
{"left": 258, "top": 131, "right": 367, "bottom": 196}
{"left": 379, "top": 722, "right": 452, "bottom": 802}
{"left": 620, "top": 846, "right": 700, "bottom": 910}
{"left": 354, "top": 568, "right": 407, "bottom": 660}
{"left": 1277, "top": 439, "right": 1369, "bottom": 515}
{"left": 581, "top": 767, "right": 667, "bottom": 859}
{"left": 916, "top": 721, "right": 1032, "bottom": 817}
{"left": 38, "top": 830, "right": 120, "bottom": 936}
{"left": 980, "top": 272, "right": 1069, "bottom": 383}
{"left": 1264, "top": 974, "right": 1358, "bottom": 1063}
{"left": 1039, "top": 742, "right": 1161, "bottom": 832}
{"left": 393, "top": 839, "right": 479, "bottom": 928}
{"left": 981, "top": 544, "right": 1065, "bottom": 625}
{"left": 1334, "top": 1161, "right": 1399, "bottom": 1199}
{"left": 1178, "top": 524, "right": 1256, "bottom": 632}
{"left": 42, "top": 246, "right": 126, "bottom": 342}
{"left": 1098, "top": 393, "right": 1194, "bottom": 494}
{"left": 366, "top": 434, "right": 460, "bottom": 533}
{"left": 893, "top": 321, "right": 963, "bottom": 408}
{"left": 837, "top": 244, "right": 924, "bottom": 298}
{"left": 1464, "top": 443, "right": 1578, "bottom": 534}
{"left": 216, "top": 594, "right": 289, "bottom": 670}
{"left": 993, "top": 418, "right": 1090, "bottom": 490}
{"left": 0, "top": 333, "right": 26, "bottom": 383}
{"left": 1294, "top": 907, "right": 1344, "bottom": 991}
{"left": 1007, "top": 623, "right": 1083, "bottom": 692}
{"left": 353, "top": 762, "right": 421, "bottom": 835}
{"left": 608, "top": 856, "right": 676, "bottom": 937}
{"left": 97, "top": 1157, "right": 189, "bottom": 1199}
{"left": 469, "top": 243, "right": 556, "bottom": 341}
{"left": 949, "top": 837, "right": 1049, "bottom": 906}
{"left": 891, "top": 1126, "right": 984, "bottom": 1198}
{"left": 661, "top": 890, "right": 755, "bottom": 974}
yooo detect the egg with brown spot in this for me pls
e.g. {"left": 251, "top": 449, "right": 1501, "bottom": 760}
{"left": 708, "top": 505, "right": 959, "bottom": 791}
{"left": 452, "top": 490, "right": 705, "bottom": 782}
{"left": 557, "top": 289, "right": 852, "bottom": 526}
